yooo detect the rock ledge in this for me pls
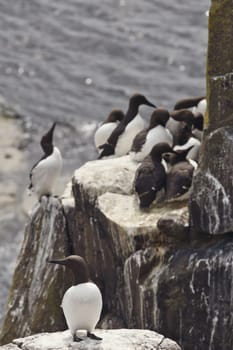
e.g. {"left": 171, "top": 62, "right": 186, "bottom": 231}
{"left": 1, "top": 329, "right": 181, "bottom": 350}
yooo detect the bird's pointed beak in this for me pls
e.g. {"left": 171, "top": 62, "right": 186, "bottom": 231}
{"left": 145, "top": 99, "right": 156, "bottom": 108}
{"left": 41, "top": 122, "right": 56, "bottom": 145}
{"left": 48, "top": 258, "right": 66, "bottom": 266}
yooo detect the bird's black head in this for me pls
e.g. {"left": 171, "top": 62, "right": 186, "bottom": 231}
{"left": 129, "top": 93, "right": 156, "bottom": 109}
{"left": 150, "top": 142, "right": 174, "bottom": 159}
{"left": 170, "top": 109, "right": 195, "bottom": 125}
{"left": 104, "top": 109, "right": 124, "bottom": 124}
{"left": 48, "top": 255, "right": 90, "bottom": 284}
{"left": 40, "top": 122, "right": 56, "bottom": 155}
{"left": 139, "top": 191, "right": 156, "bottom": 210}
{"left": 149, "top": 108, "right": 170, "bottom": 128}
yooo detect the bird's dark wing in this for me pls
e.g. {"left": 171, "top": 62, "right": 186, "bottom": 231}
{"left": 107, "top": 123, "right": 126, "bottom": 147}
{"left": 131, "top": 130, "right": 147, "bottom": 152}
{"left": 28, "top": 154, "right": 46, "bottom": 189}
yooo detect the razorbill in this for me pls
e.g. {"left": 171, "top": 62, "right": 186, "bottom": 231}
{"left": 49, "top": 255, "right": 102, "bottom": 342}
{"left": 133, "top": 142, "right": 174, "bottom": 208}
{"left": 94, "top": 109, "right": 124, "bottom": 152}
{"left": 130, "top": 108, "right": 173, "bottom": 162}
{"left": 98, "top": 93, "right": 156, "bottom": 158}
{"left": 28, "top": 122, "right": 63, "bottom": 200}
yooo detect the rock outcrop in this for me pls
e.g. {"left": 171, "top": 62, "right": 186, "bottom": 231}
{"left": 0, "top": 156, "right": 188, "bottom": 346}
{"left": 189, "top": 0, "right": 233, "bottom": 234}
{"left": 0, "top": 197, "right": 73, "bottom": 344}
{"left": 0, "top": 329, "right": 181, "bottom": 350}
{"left": 2, "top": 151, "right": 233, "bottom": 350}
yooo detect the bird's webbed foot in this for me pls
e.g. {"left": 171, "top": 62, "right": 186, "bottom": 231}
{"left": 73, "top": 334, "right": 83, "bottom": 342}
{"left": 87, "top": 332, "right": 102, "bottom": 341}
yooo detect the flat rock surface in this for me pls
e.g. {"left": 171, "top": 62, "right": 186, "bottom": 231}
{"left": 1, "top": 329, "right": 181, "bottom": 350}
{"left": 98, "top": 192, "right": 188, "bottom": 230}
{"left": 73, "top": 155, "right": 140, "bottom": 199}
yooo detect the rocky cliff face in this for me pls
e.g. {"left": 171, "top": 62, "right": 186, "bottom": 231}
{"left": 189, "top": 0, "right": 233, "bottom": 234}
{"left": 2, "top": 2, "right": 233, "bottom": 347}
{"left": 1, "top": 153, "right": 233, "bottom": 350}
{"left": 0, "top": 197, "right": 73, "bottom": 343}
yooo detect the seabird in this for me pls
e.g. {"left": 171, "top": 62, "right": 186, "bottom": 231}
{"left": 129, "top": 108, "right": 173, "bottom": 162}
{"left": 165, "top": 160, "right": 196, "bottom": 201}
{"left": 28, "top": 122, "right": 63, "bottom": 200}
{"left": 98, "top": 93, "right": 156, "bottom": 158}
{"left": 133, "top": 142, "right": 174, "bottom": 209}
{"left": 94, "top": 109, "right": 124, "bottom": 152}
{"left": 166, "top": 109, "right": 194, "bottom": 146}
{"left": 49, "top": 255, "right": 103, "bottom": 342}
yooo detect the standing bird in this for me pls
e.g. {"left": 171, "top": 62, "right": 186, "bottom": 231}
{"left": 28, "top": 122, "right": 63, "bottom": 200}
{"left": 98, "top": 93, "right": 156, "bottom": 159}
{"left": 163, "top": 146, "right": 197, "bottom": 201}
{"left": 94, "top": 109, "right": 124, "bottom": 152}
{"left": 130, "top": 108, "right": 173, "bottom": 162}
{"left": 134, "top": 143, "right": 174, "bottom": 209}
{"left": 49, "top": 255, "right": 103, "bottom": 342}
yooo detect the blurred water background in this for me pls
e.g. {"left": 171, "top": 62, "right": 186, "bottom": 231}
{"left": 0, "top": 0, "right": 210, "bottom": 325}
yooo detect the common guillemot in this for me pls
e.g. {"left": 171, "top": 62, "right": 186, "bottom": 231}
{"left": 98, "top": 93, "right": 156, "bottom": 159}
{"left": 133, "top": 142, "right": 174, "bottom": 209}
{"left": 129, "top": 108, "right": 173, "bottom": 162}
{"left": 165, "top": 159, "right": 196, "bottom": 201}
{"left": 49, "top": 255, "right": 103, "bottom": 342}
{"left": 94, "top": 109, "right": 124, "bottom": 152}
{"left": 28, "top": 122, "right": 63, "bottom": 200}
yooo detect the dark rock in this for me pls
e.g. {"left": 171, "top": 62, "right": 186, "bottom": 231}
{"left": 157, "top": 235, "right": 233, "bottom": 350}
{"left": 189, "top": 0, "right": 233, "bottom": 235}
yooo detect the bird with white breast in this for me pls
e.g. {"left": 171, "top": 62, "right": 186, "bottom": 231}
{"left": 49, "top": 255, "right": 103, "bottom": 342}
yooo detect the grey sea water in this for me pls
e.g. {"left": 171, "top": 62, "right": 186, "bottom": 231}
{"left": 0, "top": 0, "right": 210, "bottom": 325}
